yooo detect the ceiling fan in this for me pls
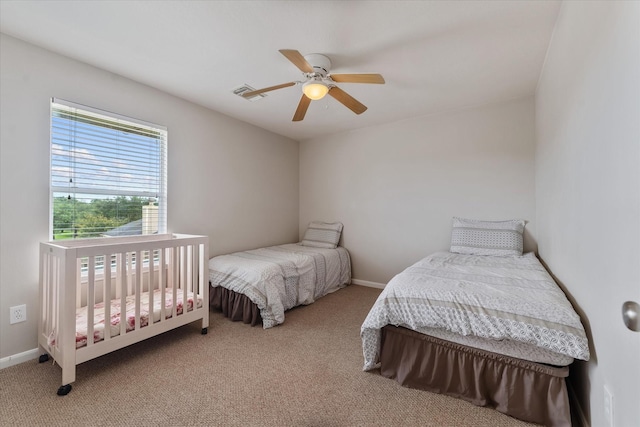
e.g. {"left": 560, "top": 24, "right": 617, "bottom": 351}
{"left": 242, "top": 49, "right": 385, "bottom": 122}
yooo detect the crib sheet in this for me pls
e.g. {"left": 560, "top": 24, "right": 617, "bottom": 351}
{"left": 73, "top": 289, "right": 202, "bottom": 349}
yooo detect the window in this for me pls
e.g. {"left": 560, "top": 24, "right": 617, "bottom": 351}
{"left": 50, "top": 99, "right": 167, "bottom": 240}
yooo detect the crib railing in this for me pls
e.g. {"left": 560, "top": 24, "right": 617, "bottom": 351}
{"left": 39, "top": 233, "right": 209, "bottom": 394}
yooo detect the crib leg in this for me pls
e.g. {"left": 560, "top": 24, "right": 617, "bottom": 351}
{"left": 38, "top": 354, "right": 50, "bottom": 363}
{"left": 57, "top": 384, "right": 72, "bottom": 396}
{"left": 201, "top": 328, "right": 208, "bottom": 335}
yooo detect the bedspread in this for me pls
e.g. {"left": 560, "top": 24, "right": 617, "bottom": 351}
{"left": 209, "top": 243, "right": 351, "bottom": 328}
{"left": 361, "top": 252, "right": 589, "bottom": 370}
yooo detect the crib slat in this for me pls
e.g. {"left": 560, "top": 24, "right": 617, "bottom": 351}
{"left": 198, "top": 243, "right": 205, "bottom": 298}
{"left": 160, "top": 248, "right": 166, "bottom": 322}
{"left": 115, "top": 253, "right": 121, "bottom": 300}
{"left": 76, "top": 259, "right": 82, "bottom": 309}
{"left": 173, "top": 246, "right": 178, "bottom": 318}
{"left": 135, "top": 250, "right": 141, "bottom": 330}
{"left": 192, "top": 244, "right": 198, "bottom": 311}
{"left": 148, "top": 249, "right": 155, "bottom": 325}
{"left": 183, "top": 245, "right": 188, "bottom": 315}
{"left": 120, "top": 252, "right": 127, "bottom": 337}
{"left": 87, "top": 256, "right": 95, "bottom": 346}
{"left": 127, "top": 251, "right": 134, "bottom": 296}
{"left": 103, "top": 253, "right": 112, "bottom": 342}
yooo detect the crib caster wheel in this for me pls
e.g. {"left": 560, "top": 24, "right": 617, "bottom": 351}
{"left": 38, "top": 354, "right": 50, "bottom": 363}
{"left": 201, "top": 328, "right": 208, "bottom": 335}
{"left": 57, "top": 384, "right": 72, "bottom": 396}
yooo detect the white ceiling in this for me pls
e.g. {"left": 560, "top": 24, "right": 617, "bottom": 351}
{"left": 0, "top": 1, "right": 561, "bottom": 141}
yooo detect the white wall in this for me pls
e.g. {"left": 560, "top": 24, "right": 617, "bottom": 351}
{"left": 535, "top": 2, "right": 640, "bottom": 426}
{"left": 300, "top": 97, "right": 536, "bottom": 284}
{"left": 0, "top": 34, "right": 299, "bottom": 360}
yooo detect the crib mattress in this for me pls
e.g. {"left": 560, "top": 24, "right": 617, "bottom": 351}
{"left": 74, "top": 289, "right": 202, "bottom": 349}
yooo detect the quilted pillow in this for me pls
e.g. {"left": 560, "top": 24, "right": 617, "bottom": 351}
{"left": 450, "top": 217, "right": 525, "bottom": 256}
{"left": 300, "top": 221, "right": 343, "bottom": 249}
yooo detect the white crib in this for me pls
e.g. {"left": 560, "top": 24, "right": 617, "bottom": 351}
{"left": 39, "top": 233, "right": 209, "bottom": 395}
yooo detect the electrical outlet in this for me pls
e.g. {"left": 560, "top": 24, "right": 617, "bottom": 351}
{"left": 603, "top": 385, "right": 614, "bottom": 427}
{"left": 9, "top": 304, "right": 26, "bottom": 324}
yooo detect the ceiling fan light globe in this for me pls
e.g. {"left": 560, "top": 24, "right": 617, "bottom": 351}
{"left": 302, "top": 81, "right": 329, "bottom": 100}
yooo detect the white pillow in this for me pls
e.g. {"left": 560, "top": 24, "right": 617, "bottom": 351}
{"left": 450, "top": 217, "right": 525, "bottom": 256}
{"left": 300, "top": 221, "right": 343, "bottom": 249}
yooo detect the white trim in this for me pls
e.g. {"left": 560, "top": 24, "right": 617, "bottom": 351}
{"left": 567, "top": 381, "right": 589, "bottom": 427}
{"left": 0, "top": 348, "right": 39, "bottom": 369}
{"left": 52, "top": 97, "right": 167, "bottom": 131}
{"left": 351, "top": 278, "right": 386, "bottom": 289}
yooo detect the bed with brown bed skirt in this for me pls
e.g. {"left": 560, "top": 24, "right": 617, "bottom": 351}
{"left": 209, "top": 242, "right": 351, "bottom": 328}
{"left": 361, "top": 249, "right": 589, "bottom": 427}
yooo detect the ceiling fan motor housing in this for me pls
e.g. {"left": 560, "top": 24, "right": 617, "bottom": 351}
{"left": 304, "top": 53, "right": 331, "bottom": 77}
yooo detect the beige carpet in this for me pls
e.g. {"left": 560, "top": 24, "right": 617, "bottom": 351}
{"left": 0, "top": 285, "right": 537, "bottom": 426}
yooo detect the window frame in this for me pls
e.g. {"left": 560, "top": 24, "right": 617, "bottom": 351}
{"left": 49, "top": 98, "right": 168, "bottom": 241}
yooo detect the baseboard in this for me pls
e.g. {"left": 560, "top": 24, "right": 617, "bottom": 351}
{"left": 351, "top": 279, "right": 386, "bottom": 289}
{"left": 568, "top": 381, "right": 589, "bottom": 427}
{"left": 0, "top": 348, "right": 40, "bottom": 370}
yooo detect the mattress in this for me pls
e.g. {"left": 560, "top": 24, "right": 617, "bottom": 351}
{"left": 73, "top": 289, "right": 202, "bottom": 349}
{"left": 361, "top": 251, "right": 590, "bottom": 370}
{"left": 415, "top": 325, "right": 573, "bottom": 366}
{"left": 209, "top": 243, "right": 351, "bottom": 328}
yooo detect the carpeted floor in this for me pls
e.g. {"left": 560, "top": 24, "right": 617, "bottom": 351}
{"left": 0, "top": 285, "right": 537, "bottom": 426}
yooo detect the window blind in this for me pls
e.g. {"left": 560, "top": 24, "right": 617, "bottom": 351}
{"left": 50, "top": 99, "right": 167, "bottom": 240}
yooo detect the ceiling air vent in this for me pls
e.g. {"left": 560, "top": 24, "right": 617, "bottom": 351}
{"left": 233, "top": 84, "right": 266, "bottom": 102}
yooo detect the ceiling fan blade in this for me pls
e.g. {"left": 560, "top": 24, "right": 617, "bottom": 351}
{"left": 242, "top": 82, "right": 296, "bottom": 98}
{"left": 279, "top": 49, "right": 314, "bottom": 73}
{"left": 329, "top": 74, "right": 385, "bottom": 84}
{"left": 328, "top": 87, "right": 367, "bottom": 115}
{"left": 292, "top": 95, "right": 311, "bottom": 122}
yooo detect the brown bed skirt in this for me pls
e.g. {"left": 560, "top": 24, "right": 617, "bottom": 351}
{"left": 379, "top": 325, "right": 571, "bottom": 427}
{"left": 209, "top": 285, "right": 262, "bottom": 326}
